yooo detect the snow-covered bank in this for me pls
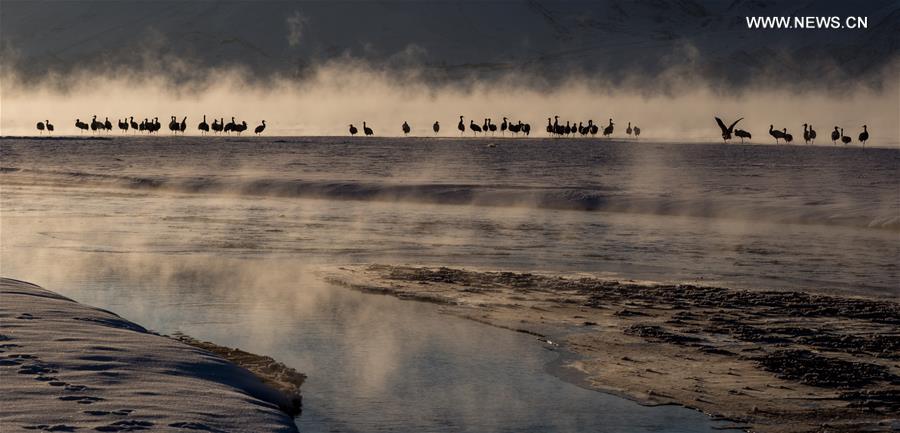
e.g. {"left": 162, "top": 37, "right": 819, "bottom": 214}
{"left": 0, "top": 278, "right": 300, "bottom": 433}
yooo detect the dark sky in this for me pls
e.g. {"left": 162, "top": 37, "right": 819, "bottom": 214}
{"left": 2, "top": 0, "right": 898, "bottom": 89}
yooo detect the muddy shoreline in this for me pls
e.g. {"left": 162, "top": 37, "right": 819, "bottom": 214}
{"left": 324, "top": 264, "right": 899, "bottom": 433}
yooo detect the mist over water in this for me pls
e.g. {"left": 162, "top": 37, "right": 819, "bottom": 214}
{"left": 2, "top": 63, "right": 898, "bottom": 143}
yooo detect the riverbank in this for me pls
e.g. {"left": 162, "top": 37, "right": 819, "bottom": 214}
{"left": 325, "top": 264, "right": 899, "bottom": 433}
{"left": 0, "top": 277, "right": 303, "bottom": 432}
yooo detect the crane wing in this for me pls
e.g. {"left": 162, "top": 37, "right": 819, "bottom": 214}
{"left": 728, "top": 117, "right": 744, "bottom": 131}
{"left": 715, "top": 117, "right": 728, "bottom": 134}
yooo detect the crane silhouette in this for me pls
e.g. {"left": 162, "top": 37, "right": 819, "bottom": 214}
{"left": 254, "top": 120, "right": 266, "bottom": 135}
{"left": 212, "top": 118, "right": 223, "bottom": 133}
{"left": 603, "top": 119, "right": 614, "bottom": 138}
{"left": 90, "top": 115, "right": 101, "bottom": 133}
{"left": 633, "top": 125, "right": 641, "bottom": 138}
{"left": 402, "top": 121, "right": 411, "bottom": 136}
{"left": 118, "top": 118, "right": 128, "bottom": 133}
{"left": 858, "top": 125, "right": 868, "bottom": 146}
{"left": 808, "top": 125, "right": 816, "bottom": 143}
{"left": 130, "top": 117, "right": 138, "bottom": 133}
{"left": 769, "top": 125, "right": 786, "bottom": 144}
{"left": 470, "top": 120, "right": 482, "bottom": 135}
{"left": 349, "top": 124, "right": 358, "bottom": 136}
{"left": 104, "top": 117, "right": 112, "bottom": 132}
{"left": 458, "top": 116, "right": 465, "bottom": 136}
{"left": 735, "top": 129, "right": 751, "bottom": 143}
{"left": 76, "top": 119, "right": 89, "bottom": 133}
{"left": 180, "top": 117, "right": 187, "bottom": 133}
{"left": 36, "top": 121, "right": 45, "bottom": 134}
{"left": 500, "top": 118, "right": 508, "bottom": 136}
{"left": 803, "top": 124, "right": 811, "bottom": 144}
{"left": 433, "top": 121, "right": 440, "bottom": 135}
{"left": 224, "top": 117, "right": 236, "bottom": 133}
{"left": 840, "top": 128, "right": 851, "bottom": 145}
{"left": 364, "top": 121, "right": 374, "bottom": 136}
{"left": 831, "top": 126, "right": 840, "bottom": 144}
{"left": 715, "top": 117, "right": 742, "bottom": 142}
{"left": 626, "top": 122, "right": 632, "bottom": 137}
{"left": 782, "top": 128, "right": 793, "bottom": 144}
{"left": 198, "top": 115, "right": 210, "bottom": 134}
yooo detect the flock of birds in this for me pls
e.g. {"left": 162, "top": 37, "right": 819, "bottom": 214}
{"left": 348, "top": 116, "right": 642, "bottom": 139}
{"left": 715, "top": 117, "right": 870, "bottom": 145}
{"left": 34, "top": 114, "right": 870, "bottom": 145}
{"left": 36, "top": 115, "right": 267, "bottom": 136}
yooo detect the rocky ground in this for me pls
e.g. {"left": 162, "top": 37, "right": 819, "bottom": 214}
{"left": 324, "top": 264, "right": 899, "bottom": 433}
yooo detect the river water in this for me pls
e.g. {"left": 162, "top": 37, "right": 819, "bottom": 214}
{"left": 3, "top": 135, "right": 897, "bottom": 431}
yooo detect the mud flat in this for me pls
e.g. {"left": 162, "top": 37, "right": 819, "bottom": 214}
{"left": 0, "top": 278, "right": 302, "bottom": 433}
{"left": 325, "top": 265, "right": 899, "bottom": 433}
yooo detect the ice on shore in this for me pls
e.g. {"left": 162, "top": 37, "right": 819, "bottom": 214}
{"left": 0, "top": 278, "right": 299, "bottom": 433}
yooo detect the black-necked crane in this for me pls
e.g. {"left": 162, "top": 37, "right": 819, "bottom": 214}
{"left": 36, "top": 121, "right": 45, "bottom": 134}
{"left": 224, "top": 117, "right": 236, "bottom": 133}
{"left": 633, "top": 125, "right": 641, "bottom": 138}
{"left": 858, "top": 125, "right": 868, "bottom": 146}
{"left": 509, "top": 121, "right": 521, "bottom": 135}
{"left": 198, "top": 115, "right": 210, "bottom": 134}
{"left": 235, "top": 121, "right": 247, "bottom": 134}
{"left": 769, "top": 125, "right": 786, "bottom": 144}
{"left": 735, "top": 129, "right": 751, "bottom": 143}
{"left": 470, "top": 120, "right": 482, "bottom": 135}
{"left": 808, "top": 124, "right": 816, "bottom": 144}
{"left": 212, "top": 118, "right": 223, "bottom": 133}
{"left": 139, "top": 119, "right": 146, "bottom": 133}
{"left": 169, "top": 116, "right": 179, "bottom": 133}
{"left": 90, "top": 115, "right": 101, "bottom": 133}
{"left": 433, "top": 121, "right": 440, "bottom": 135}
{"left": 402, "top": 121, "right": 411, "bottom": 136}
{"left": 118, "top": 118, "right": 128, "bottom": 133}
{"left": 500, "top": 117, "right": 508, "bottom": 136}
{"left": 603, "top": 118, "right": 614, "bottom": 138}
{"left": 104, "top": 117, "right": 112, "bottom": 132}
{"left": 523, "top": 122, "right": 530, "bottom": 136}
{"left": 364, "top": 121, "right": 374, "bottom": 136}
{"left": 458, "top": 116, "right": 465, "bottom": 136}
{"left": 626, "top": 122, "right": 633, "bottom": 137}
{"left": 589, "top": 120, "right": 598, "bottom": 136}
{"left": 130, "top": 117, "right": 138, "bottom": 132}
{"left": 840, "top": 128, "right": 851, "bottom": 145}
{"left": 831, "top": 126, "right": 840, "bottom": 144}
{"left": 180, "top": 117, "right": 187, "bottom": 133}
{"left": 349, "top": 124, "right": 358, "bottom": 136}
{"left": 488, "top": 119, "right": 497, "bottom": 134}
{"left": 45, "top": 120, "right": 54, "bottom": 134}
{"left": 715, "top": 117, "right": 742, "bottom": 142}
{"left": 76, "top": 119, "right": 89, "bottom": 133}
{"left": 254, "top": 120, "right": 266, "bottom": 135}
{"left": 783, "top": 128, "right": 793, "bottom": 144}
{"left": 803, "top": 124, "right": 810, "bottom": 144}
{"left": 482, "top": 118, "right": 489, "bottom": 135}
{"left": 546, "top": 118, "right": 553, "bottom": 136}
